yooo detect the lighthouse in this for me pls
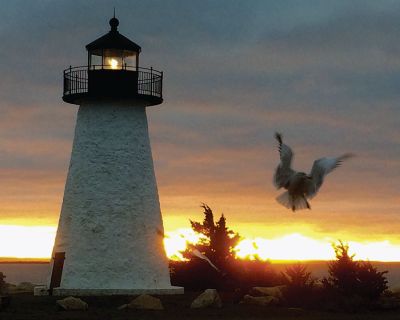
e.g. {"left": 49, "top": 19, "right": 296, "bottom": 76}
{"left": 47, "top": 17, "right": 183, "bottom": 295}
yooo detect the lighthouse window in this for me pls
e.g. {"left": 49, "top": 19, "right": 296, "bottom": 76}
{"left": 88, "top": 49, "right": 138, "bottom": 71}
{"left": 89, "top": 54, "right": 102, "bottom": 69}
{"left": 104, "top": 56, "right": 122, "bottom": 69}
{"left": 123, "top": 52, "right": 137, "bottom": 70}
{"left": 102, "top": 49, "right": 123, "bottom": 70}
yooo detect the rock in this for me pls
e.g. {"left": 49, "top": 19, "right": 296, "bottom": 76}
{"left": 16, "top": 282, "right": 35, "bottom": 293}
{"left": 240, "top": 294, "right": 279, "bottom": 306}
{"left": 128, "top": 294, "right": 163, "bottom": 310}
{"left": 190, "top": 289, "right": 222, "bottom": 309}
{"left": 287, "top": 307, "right": 305, "bottom": 315}
{"left": 250, "top": 286, "right": 286, "bottom": 299}
{"left": 34, "top": 286, "right": 48, "bottom": 296}
{"left": 56, "top": 296, "right": 88, "bottom": 310}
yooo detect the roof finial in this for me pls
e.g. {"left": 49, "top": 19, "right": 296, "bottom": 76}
{"left": 109, "top": 8, "right": 119, "bottom": 32}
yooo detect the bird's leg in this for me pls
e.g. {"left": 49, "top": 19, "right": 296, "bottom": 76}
{"left": 303, "top": 195, "right": 311, "bottom": 210}
{"left": 289, "top": 194, "right": 295, "bottom": 211}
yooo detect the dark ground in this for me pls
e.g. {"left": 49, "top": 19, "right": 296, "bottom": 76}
{"left": 1, "top": 293, "right": 400, "bottom": 320}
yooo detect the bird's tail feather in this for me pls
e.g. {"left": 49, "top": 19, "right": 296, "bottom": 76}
{"left": 276, "top": 191, "right": 310, "bottom": 212}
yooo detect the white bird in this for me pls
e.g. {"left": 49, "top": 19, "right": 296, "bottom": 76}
{"left": 157, "top": 228, "right": 220, "bottom": 272}
{"left": 273, "top": 132, "right": 353, "bottom": 212}
{"left": 190, "top": 248, "right": 220, "bottom": 272}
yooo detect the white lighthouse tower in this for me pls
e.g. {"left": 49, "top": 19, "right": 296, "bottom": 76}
{"left": 47, "top": 17, "right": 183, "bottom": 295}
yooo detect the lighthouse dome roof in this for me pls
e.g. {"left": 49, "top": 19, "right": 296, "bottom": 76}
{"left": 86, "top": 18, "right": 141, "bottom": 55}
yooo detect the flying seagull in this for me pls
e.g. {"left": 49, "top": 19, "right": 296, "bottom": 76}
{"left": 273, "top": 132, "right": 353, "bottom": 212}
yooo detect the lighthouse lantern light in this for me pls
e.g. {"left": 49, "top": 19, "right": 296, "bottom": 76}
{"left": 88, "top": 49, "right": 137, "bottom": 70}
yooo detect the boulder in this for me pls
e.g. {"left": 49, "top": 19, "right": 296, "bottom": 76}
{"left": 34, "top": 286, "right": 48, "bottom": 296}
{"left": 190, "top": 289, "right": 222, "bottom": 309}
{"left": 56, "top": 296, "right": 88, "bottom": 311}
{"left": 240, "top": 294, "right": 278, "bottom": 306}
{"left": 16, "top": 282, "right": 35, "bottom": 293}
{"left": 128, "top": 294, "right": 163, "bottom": 310}
{"left": 287, "top": 307, "right": 305, "bottom": 315}
{"left": 117, "top": 304, "right": 128, "bottom": 310}
{"left": 250, "top": 286, "right": 286, "bottom": 299}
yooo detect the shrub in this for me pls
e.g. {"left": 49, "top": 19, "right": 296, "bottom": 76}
{"left": 324, "top": 241, "right": 359, "bottom": 296}
{"left": 281, "top": 264, "right": 317, "bottom": 307}
{"left": 229, "top": 258, "right": 278, "bottom": 291}
{"left": 323, "top": 241, "right": 388, "bottom": 304}
{"left": 171, "top": 204, "right": 246, "bottom": 290}
{"left": 170, "top": 257, "right": 278, "bottom": 291}
{"left": 188, "top": 204, "right": 240, "bottom": 273}
{"left": 170, "top": 259, "right": 222, "bottom": 290}
{"left": 357, "top": 261, "right": 388, "bottom": 300}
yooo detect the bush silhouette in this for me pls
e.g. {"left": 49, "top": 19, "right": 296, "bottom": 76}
{"left": 281, "top": 264, "right": 316, "bottom": 307}
{"left": 170, "top": 204, "right": 278, "bottom": 290}
{"left": 357, "top": 261, "right": 388, "bottom": 300}
{"left": 324, "top": 241, "right": 359, "bottom": 296}
{"left": 323, "top": 240, "right": 388, "bottom": 304}
{"left": 187, "top": 204, "right": 240, "bottom": 271}
{"left": 228, "top": 258, "right": 278, "bottom": 291}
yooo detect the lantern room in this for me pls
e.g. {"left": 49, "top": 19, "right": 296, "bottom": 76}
{"left": 62, "top": 16, "right": 163, "bottom": 106}
{"left": 86, "top": 17, "right": 141, "bottom": 71}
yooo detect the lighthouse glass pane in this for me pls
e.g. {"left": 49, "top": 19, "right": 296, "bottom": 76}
{"left": 104, "top": 56, "right": 123, "bottom": 70}
{"left": 124, "top": 54, "right": 137, "bottom": 70}
{"left": 90, "top": 54, "right": 102, "bottom": 69}
{"left": 103, "top": 49, "right": 123, "bottom": 70}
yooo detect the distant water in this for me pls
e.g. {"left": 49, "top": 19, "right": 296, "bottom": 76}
{"left": 1, "top": 261, "right": 400, "bottom": 288}
{"left": 0, "top": 263, "right": 50, "bottom": 285}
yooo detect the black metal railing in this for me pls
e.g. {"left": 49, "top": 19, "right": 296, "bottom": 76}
{"left": 64, "top": 66, "right": 88, "bottom": 96}
{"left": 63, "top": 65, "right": 163, "bottom": 99}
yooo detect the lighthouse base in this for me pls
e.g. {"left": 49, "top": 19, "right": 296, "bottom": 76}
{"left": 34, "top": 286, "right": 184, "bottom": 296}
{"left": 53, "top": 286, "right": 184, "bottom": 296}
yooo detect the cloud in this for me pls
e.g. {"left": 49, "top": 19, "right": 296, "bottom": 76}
{"left": 0, "top": 1, "right": 398, "bottom": 246}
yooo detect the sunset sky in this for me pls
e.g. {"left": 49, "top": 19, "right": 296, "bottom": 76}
{"left": 0, "top": 1, "right": 399, "bottom": 260}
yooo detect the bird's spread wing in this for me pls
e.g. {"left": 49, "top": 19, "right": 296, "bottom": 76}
{"left": 306, "top": 153, "right": 353, "bottom": 198}
{"left": 275, "top": 132, "right": 293, "bottom": 168}
{"left": 273, "top": 132, "right": 296, "bottom": 189}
